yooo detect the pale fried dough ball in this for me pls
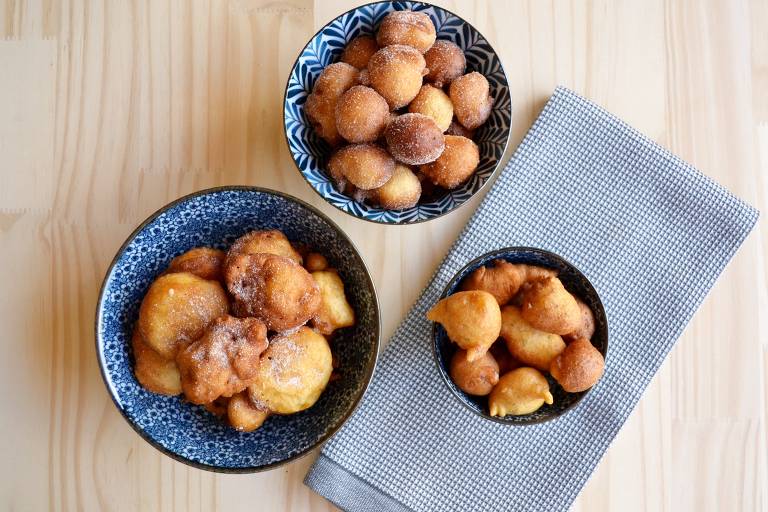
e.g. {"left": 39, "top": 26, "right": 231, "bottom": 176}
{"left": 226, "top": 230, "right": 303, "bottom": 266}
{"left": 176, "top": 315, "right": 268, "bottom": 404}
{"left": 449, "top": 349, "right": 499, "bottom": 396}
{"left": 376, "top": 10, "right": 436, "bottom": 53}
{"left": 167, "top": 247, "right": 225, "bottom": 282}
{"left": 445, "top": 119, "right": 474, "bottom": 139}
{"left": 449, "top": 72, "right": 494, "bottom": 130}
{"left": 520, "top": 277, "right": 581, "bottom": 335}
{"left": 227, "top": 391, "right": 270, "bottom": 432}
{"left": 248, "top": 327, "right": 333, "bottom": 414}
{"left": 419, "top": 135, "right": 478, "bottom": 189}
{"left": 424, "top": 39, "right": 466, "bottom": 87}
{"left": 335, "top": 86, "right": 390, "bottom": 143}
{"left": 311, "top": 270, "right": 356, "bottom": 335}
{"left": 385, "top": 113, "right": 445, "bottom": 165}
{"left": 460, "top": 261, "right": 557, "bottom": 306}
{"left": 132, "top": 329, "right": 182, "bottom": 396}
{"left": 341, "top": 35, "right": 379, "bottom": 69}
{"left": 371, "top": 164, "right": 421, "bottom": 209}
{"left": 138, "top": 272, "right": 228, "bottom": 360}
{"left": 224, "top": 253, "right": 321, "bottom": 332}
{"left": 368, "top": 44, "right": 427, "bottom": 109}
{"left": 426, "top": 290, "right": 501, "bottom": 362}
{"left": 304, "top": 252, "right": 328, "bottom": 272}
{"left": 305, "top": 62, "right": 359, "bottom": 146}
{"left": 489, "top": 368, "right": 554, "bottom": 417}
{"left": 500, "top": 306, "right": 566, "bottom": 371}
{"left": 328, "top": 143, "right": 395, "bottom": 190}
{"left": 550, "top": 338, "right": 605, "bottom": 392}
{"left": 565, "top": 299, "right": 596, "bottom": 342}
{"left": 408, "top": 85, "right": 453, "bottom": 132}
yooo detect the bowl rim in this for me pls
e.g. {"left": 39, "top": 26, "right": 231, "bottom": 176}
{"left": 94, "top": 185, "right": 382, "bottom": 473}
{"left": 430, "top": 246, "right": 609, "bottom": 425}
{"left": 281, "top": 0, "right": 513, "bottom": 225}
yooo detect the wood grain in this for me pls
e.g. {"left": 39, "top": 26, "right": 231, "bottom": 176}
{"left": 0, "top": 0, "right": 765, "bottom": 510}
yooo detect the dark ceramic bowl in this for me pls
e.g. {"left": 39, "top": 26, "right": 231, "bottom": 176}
{"left": 95, "top": 186, "right": 380, "bottom": 472}
{"left": 283, "top": 0, "right": 512, "bottom": 224}
{"left": 432, "top": 247, "right": 608, "bottom": 425}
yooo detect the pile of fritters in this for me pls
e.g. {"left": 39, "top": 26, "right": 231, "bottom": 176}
{"left": 131, "top": 230, "right": 355, "bottom": 431}
{"left": 427, "top": 260, "right": 605, "bottom": 417}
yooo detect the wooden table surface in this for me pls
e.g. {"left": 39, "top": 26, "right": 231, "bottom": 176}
{"left": 1, "top": 0, "right": 766, "bottom": 510}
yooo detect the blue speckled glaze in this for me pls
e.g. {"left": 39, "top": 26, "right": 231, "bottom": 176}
{"left": 283, "top": 1, "right": 512, "bottom": 224}
{"left": 433, "top": 247, "right": 609, "bottom": 425}
{"left": 95, "top": 187, "right": 379, "bottom": 471}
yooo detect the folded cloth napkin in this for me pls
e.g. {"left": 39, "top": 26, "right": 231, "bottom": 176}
{"left": 305, "top": 86, "right": 759, "bottom": 511}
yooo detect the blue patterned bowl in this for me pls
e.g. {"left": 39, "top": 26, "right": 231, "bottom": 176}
{"left": 95, "top": 187, "right": 380, "bottom": 472}
{"left": 432, "top": 247, "right": 608, "bottom": 425}
{"left": 283, "top": 1, "right": 512, "bottom": 224}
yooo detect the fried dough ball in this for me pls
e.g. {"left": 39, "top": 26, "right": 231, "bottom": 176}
{"left": 227, "top": 391, "right": 270, "bottom": 432}
{"left": 176, "top": 315, "right": 269, "bottom": 404}
{"left": 376, "top": 10, "right": 436, "bottom": 53}
{"left": 132, "top": 329, "right": 182, "bottom": 396}
{"left": 305, "top": 62, "right": 359, "bottom": 146}
{"left": 371, "top": 164, "right": 421, "bottom": 209}
{"left": 304, "top": 252, "right": 328, "bottom": 272}
{"left": 311, "top": 270, "right": 356, "bottom": 335}
{"left": 449, "top": 72, "right": 494, "bottom": 130}
{"left": 138, "top": 272, "right": 228, "bottom": 360}
{"left": 225, "top": 253, "right": 321, "bottom": 332}
{"left": 358, "top": 68, "right": 371, "bottom": 86}
{"left": 328, "top": 143, "right": 395, "bottom": 190}
{"left": 227, "top": 230, "right": 302, "bottom": 266}
{"left": 408, "top": 85, "right": 454, "bottom": 132}
{"left": 341, "top": 35, "right": 378, "bottom": 69}
{"left": 460, "top": 261, "right": 557, "bottom": 305}
{"left": 500, "top": 306, "right": 566, "bottom": 371}
{"left": 489, "top": 368, "right": 554, "bottom": 417}
{"left": 248, "top": 327, "right": 333, "bottom": 414}
{"left": 564, "top": 299, "right": 596, "bottom": 342}
{"left": 335, "top": 86, "right": 390, "bottom": 143}
{"left": 368, "top": 44, "right": 427, "bottom": 109}
{"left": 445, "top": 119, "right": 475, "bottom": 139}
{"left": 426, "top": 290, "right": 501, "bottom": 362}
{"left": 449, "top": 349, "right": 499, "bottom": 396}
{"left": 520, "top": 277, "right": 581, "bottom": 335}
{"left": 419, "top": 135, "right": 478, "bottom": 189}
{"left": 167, "top": 247, "right": 225, "bottom": 282}
{"left": 204, "top": 396, "right": 230, "bottom": 417}
{"left": 550, "top": 338, "right": 605, "bottom": 392}
{"left": 490, "top": 341, "right": 520, "bottom": 374}
{"left": 385, "top": 113, "right": 445, "bottom": 165}
{"left": 424, "top": 39, "right": 466, "bottom": 87}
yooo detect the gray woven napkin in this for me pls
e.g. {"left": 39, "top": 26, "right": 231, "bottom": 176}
{"left": 304, "top": 87, "right": 759, "bottom": 512}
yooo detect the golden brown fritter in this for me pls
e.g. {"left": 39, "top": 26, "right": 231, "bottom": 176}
{"left": 226, "top": 230, "right": 302, "bottom": 266}
{"left": 166, "top": 247, "right": 225, "bottom": 282}
{"left": 305, "top": 62, "right": 360, "bottom": 146}
{"left": 426, "top": 290, "right": 501, "bottom": 362}
{"left": 449, "top": 72, "right": 494, "bottom": 130}
{"left": 227, "top": 391, "right": 270, "bottom": 432}
{"left": 519, "top": 276, "right": 581, "bottom": 335}
{"left": 371, "top": 164, "right": 422, "bottom": 210}
{"left": 341, "top": 35, "right": 379, "bottom": 69}
{"left": 376, "top": 10, "right": 436, "bottom": 53}
{"left": 489, "top": 368, "right": 553, "bottom": 417}
{"left": 449, "top": 349, "right": 499, "bottom": 396}
{"left": 132, "top": 329, "right": 182, "bottom": 396}
{"left": 303, "top": 252, "right": 329, "bottom": 272}
{"left": 550, "top": 338, "right": 605, "bottom": 392}
{"left": 311, "top": 270, "right": 355, "bottom": 335}
{"left": 500, "top": 305, "right": 566, "bottom": 371}
{"left": 564, "top": 299, "right": 596, "bottom": 342}
{"left": 335, "top": 86, "right": 390, "bottom": 143}
{"left": 419, "top": 135, "right": 478, "bottom": 189}
{"left": 408, "top": 84, "right": 454, "bottom": 132}
{"left": 328, "top": 144, "right": 395, "bottom": 190}
{"left": 368, "top": 44, "right": 427, "bottom": 109}
{"left": 460, "top": 261, "right": 557, "bottom": 306}
{"left": 385, "top": 113, "right": 445, "bottom": 166}
{"left": 424, "top": 39, "right": 466, "bottom": 87}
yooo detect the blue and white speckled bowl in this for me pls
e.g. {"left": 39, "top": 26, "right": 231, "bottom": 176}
{"left": 95, "top": 187, "right": 380, "bottom": 472}
{"left": 283, "top": 1, "right": 512, "bottom": 224}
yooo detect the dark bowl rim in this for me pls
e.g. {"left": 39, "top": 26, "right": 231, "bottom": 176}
{"left": 94, "top": 185, "right": 382, "bottom": 473}
{"left": 430, "top": 246, "right": 609, "bottom": 426}
{"left": 281, "top": 0, "right": 513, "bottom": 225}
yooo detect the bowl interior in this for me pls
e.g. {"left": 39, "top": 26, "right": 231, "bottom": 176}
{"left": 284, "top": 1, "right": 512, "bottom": 224}
{"left": 96, "top": 187, "right": 379, "bottom": 471}
{"left": 433, "top": 247, "right": 608, "bottom": 425}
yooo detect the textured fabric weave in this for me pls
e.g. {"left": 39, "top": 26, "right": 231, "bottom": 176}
{"left": 305, "top": 87, "right": 759, "bottom": 512}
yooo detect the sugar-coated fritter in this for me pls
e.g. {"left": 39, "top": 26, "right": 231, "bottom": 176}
{"left": 304, "top": 252, "right": 329, "bottom": 272}
{"left": 226, "top": 230, "right": 302, "bottom": 266}
{"left": 311, "top": 270, "right": 356, "bottom": 335}
{"left": 500, "top": 305, "right": 566, "bottom": 371}
{"left": 449, "top": 349, "right": 499, "bottom": 396}
{"left": 132, "top": 329, "right": 182, "bottom": 396}
{"left": 419, "top": 135, "right": 478, "bottom": 189}
{"left": 371, "top": 164, "right": 422, "bottom": 210}
{"left": 328, "top": 143, "right": 395, "bottom": 190}
{"left": 176, "top": 315, "right": 268, "bottom": 404}
{"left": 225, "top": 253, "right": 321, "bottom": 332}
{"left": 565, "top": 299, "right": 596, "bottom": 342}
{"left": 408, "top": 84, "right": 454, "bottom": 132}
{"left": 550, "top": 338, "right": 605, "bottom": 392}
{"left": 248, "top": 327, "right": 333, "bottom": 414}
{"left": 424, "top": 39, "right": 466, "bottom": 87}
{"left": 138, "top": 272, "right": 228, "bottom": 360}
{"left": 520, "top": 276, "right": 581, "bottom": 335}
{"left": 449, "top": 72, "right": 493, "bottom": 130}
{"left": 341, "top": 35, "right": 379, "bottom": 69}
{"left": 460, "top": 260, "right": 557, "bottom": 305}
{"left": 368, "top": 44, "right": 427, "bottom": 109}
{"left": 166, "top": 247, "right": 225, "bottom": 282}
{"left": 489, "top": 368, "right": 554, "bottom": 417}
{"left": 376, "top": 10, "right": 436, "bottom": 53}
{"left": 426, "top": 290, "right": 501, "bottom": 362}
{"left": 305, "top": 62, "right": 359, "bottom": 146}
{"left": 445, "top": 119, "right": 475, "bottom": 139}
{"left": 335, "top": 85, "right": 390, "bottom": 143}
{"left": 227, "top": 391, "right": 270, "bottom": 432}
{"left": 385, "top": 113, "right": 445, "bottom": 165}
